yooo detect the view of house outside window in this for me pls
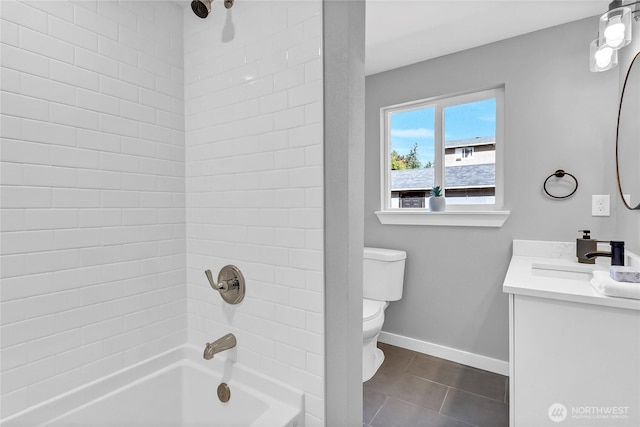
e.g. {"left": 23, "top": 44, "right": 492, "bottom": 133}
{"left": 385, "top": 88, "right": 502, "bottom": 210}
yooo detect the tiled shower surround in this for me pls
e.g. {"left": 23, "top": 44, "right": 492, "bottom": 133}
{"left": 0, "top": 0, "right": 186, "bottom": 416}
{"left": 183, "top": 2, "right": 324, "bottom": 425}
{"left": 0, "top": 1, "right": 324, "bottom": 425}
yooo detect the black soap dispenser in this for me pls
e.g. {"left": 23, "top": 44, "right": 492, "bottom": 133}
{"left": 577, "top": 230, "right": 597, "bottom": 264}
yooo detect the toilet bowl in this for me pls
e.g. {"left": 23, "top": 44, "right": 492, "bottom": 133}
{"left": 362, "top": 298, "right": 387, "bottom": 381}
{"left": 362, "top": 247, "right": 406, "bottom": 382}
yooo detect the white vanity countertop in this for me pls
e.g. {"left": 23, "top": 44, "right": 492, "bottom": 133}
{"left": 503, "top": 240, "right": 640, "bottom": 311}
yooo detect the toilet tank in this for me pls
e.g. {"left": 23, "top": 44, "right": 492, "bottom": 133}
{"left": 363, "top": 247, "right": 406, "bottom": 301}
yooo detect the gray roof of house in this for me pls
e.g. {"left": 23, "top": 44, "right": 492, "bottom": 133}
{"left": 391, "top": 164, "right": 495, "bottom": 190}
{"left": 444, "top": 136, "right": 495, "bottom": 148}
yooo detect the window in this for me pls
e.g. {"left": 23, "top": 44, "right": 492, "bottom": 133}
{"left": 381, "top": 88, "right": 504, "bottom": 212}
{"left": 377, "top": 87, "right": 508, "bottom": 227}
{"left": 454, "top": 147, "right": 474, "bottom": 160}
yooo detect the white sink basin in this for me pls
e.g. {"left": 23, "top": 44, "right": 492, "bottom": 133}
{"left": 531, "top": 263, "right": 594, "bottom": 281}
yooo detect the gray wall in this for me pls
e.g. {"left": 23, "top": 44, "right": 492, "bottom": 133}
{"left": 616, "top": 19, "right": 640, "bottom": 255}
{"left": 365, "top": 17, "right": 627, "bottom": 361}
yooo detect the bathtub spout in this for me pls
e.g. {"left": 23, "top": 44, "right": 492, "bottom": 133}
{"left": 203, "top": 333, "right": 236, "bottom": 360}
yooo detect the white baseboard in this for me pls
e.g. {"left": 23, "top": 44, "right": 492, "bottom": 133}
{"left": 378, "top": 331, "right": 510, "bottom": 376}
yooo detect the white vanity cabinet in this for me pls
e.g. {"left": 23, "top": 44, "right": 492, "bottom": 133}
{"left": 504, "top": 241, "right": 640, "bottom": 427}
{"left": 509, "top": 294, "right": 640, "bottom": 426}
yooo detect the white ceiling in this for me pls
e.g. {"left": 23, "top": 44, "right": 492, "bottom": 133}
{"left": 365, "top": 0, "right": 610, "bottom": 76}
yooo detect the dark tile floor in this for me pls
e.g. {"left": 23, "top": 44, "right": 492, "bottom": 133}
{"left": 364, "top": 343, "right": 509, "bottom": 427}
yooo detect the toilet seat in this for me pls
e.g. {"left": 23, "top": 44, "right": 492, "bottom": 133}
{"left": 363, "top": 299, "right": 385, "bottom": 322}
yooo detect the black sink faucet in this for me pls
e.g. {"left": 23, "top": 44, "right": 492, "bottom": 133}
{"left": 585, "top": 241, "right": 625, "bottom": 266}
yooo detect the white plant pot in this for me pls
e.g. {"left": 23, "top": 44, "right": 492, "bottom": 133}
{"left": 429, "top": 196, "right": 446, "bottom": 212}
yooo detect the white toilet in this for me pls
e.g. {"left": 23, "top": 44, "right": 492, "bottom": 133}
{"left": 362, "top": 247, "right": 406, "bottom": 382}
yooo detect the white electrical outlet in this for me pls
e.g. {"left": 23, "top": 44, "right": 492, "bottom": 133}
{"left": 592, "top": 194, "right": 610, "bottom": 216}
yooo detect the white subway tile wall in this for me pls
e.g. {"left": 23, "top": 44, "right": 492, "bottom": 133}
{"left": 183, "top": 1, "right": 324, "bottom": 426}
{"left": 0, "top": 0, "right": 186, "bottom": 417}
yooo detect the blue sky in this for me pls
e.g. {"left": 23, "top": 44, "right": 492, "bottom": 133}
{"left": 390, "top": 98, "right": 496, "bottom": 167}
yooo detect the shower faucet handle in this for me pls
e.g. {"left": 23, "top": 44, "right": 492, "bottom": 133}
{"left": 205, "top": 269, "right": 237, "bottom": 293}
{"left": 204, "top": 265, "right": 246, "bottom": 305}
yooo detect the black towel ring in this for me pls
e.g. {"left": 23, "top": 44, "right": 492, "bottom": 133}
{"left": 543, "top": 170, "right": 578, "bottom": 199}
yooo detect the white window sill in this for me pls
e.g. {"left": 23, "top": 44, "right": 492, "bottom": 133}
{"left": 374, "top": 210, "right": 510, "bottom": 227}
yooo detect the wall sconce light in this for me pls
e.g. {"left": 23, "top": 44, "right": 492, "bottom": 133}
{"left": 590, "top": 0, "right": 639, "bottom": 72}
{"left": 590, "top": 37, "right": 619, "bottom": 71}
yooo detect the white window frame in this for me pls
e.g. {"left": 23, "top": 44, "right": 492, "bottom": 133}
{"left": 376, "top": 87, "right": 510, "bottom": 227}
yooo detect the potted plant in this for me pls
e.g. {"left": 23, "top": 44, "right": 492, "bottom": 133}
{"left": 429, "top": 185, "right": 446, "bottom": 211}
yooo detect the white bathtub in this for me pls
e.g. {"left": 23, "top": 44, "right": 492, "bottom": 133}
{"left": 1, "top": 346, "right": 304, "bottom": 427}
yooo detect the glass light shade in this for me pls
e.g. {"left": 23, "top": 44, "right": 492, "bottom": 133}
{"left": 599, "top": 6, "right": 632, "bottom": 49}
{"left": 590, "top": 38, "right": 619, "bottom": 72}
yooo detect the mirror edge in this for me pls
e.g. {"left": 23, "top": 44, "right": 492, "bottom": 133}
{"left": 616, "top": 49, "right": 640, "bottom": 210}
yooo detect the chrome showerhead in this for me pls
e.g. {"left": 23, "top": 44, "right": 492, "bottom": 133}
{"left": 191, "top": 0, "right": 234, "bottom": 19}
{"left": 191, "top": 0, "right": 212, "bottom": 18}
